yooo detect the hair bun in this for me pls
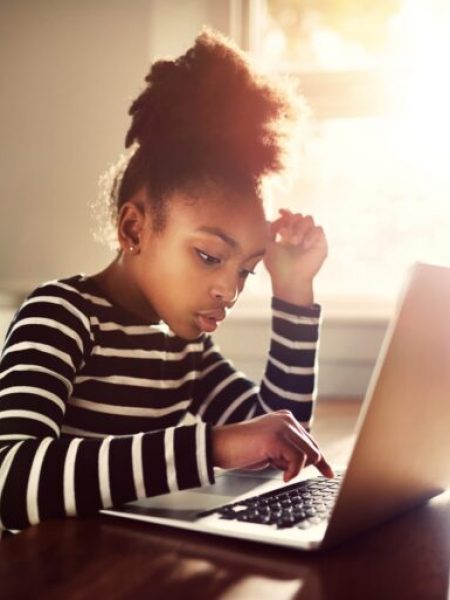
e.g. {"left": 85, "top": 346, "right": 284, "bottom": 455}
{"left": 123, "top": 27, "right": 303, "bottom": 182}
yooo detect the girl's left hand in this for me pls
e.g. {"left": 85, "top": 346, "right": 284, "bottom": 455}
{"left": 264, "top": 209, "right": 328, "bottom": 306}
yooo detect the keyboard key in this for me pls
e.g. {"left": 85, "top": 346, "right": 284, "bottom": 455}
{"left": 198, "top": 473, "right": 343, "bottom": 530}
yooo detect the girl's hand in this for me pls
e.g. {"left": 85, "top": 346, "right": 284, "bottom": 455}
{"left": 264, "top": 209, "right": 328, "bottom": 306}
{"left": 212, "top": 411, "right": 334, "bottom": 482}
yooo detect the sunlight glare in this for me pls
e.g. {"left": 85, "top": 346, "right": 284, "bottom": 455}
{"left": 386, "top": 0, "right": 450, "bottom": 229}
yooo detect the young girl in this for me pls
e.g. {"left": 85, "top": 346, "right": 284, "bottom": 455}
{"left": 0, "top": 28, "right": 333, "bottom": 533}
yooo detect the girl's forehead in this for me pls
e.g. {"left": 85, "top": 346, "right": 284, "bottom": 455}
{"left": 168, "top": 189, "right": 268, "bottom": 240}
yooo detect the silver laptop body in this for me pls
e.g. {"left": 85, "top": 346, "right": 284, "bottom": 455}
{"left": 102, "top": 263, "right": 450, "bottom": 551}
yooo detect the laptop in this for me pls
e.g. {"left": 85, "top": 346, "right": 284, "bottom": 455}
{"left": 102, "top": 262, "right": 450, "bottom": 551}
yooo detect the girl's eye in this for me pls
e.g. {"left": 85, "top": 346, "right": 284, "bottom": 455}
{"left": 239, "top": 268, "right": 256, "bottom": 279}
{"left": 196, "top": 249, "right": 221, "bottom": 266}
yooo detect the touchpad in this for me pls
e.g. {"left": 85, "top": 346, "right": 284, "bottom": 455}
{"left": 120, "top": 472, "right": 272, "bottom": 519}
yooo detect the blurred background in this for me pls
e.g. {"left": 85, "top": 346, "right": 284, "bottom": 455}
{"left": 1, "top": 0, "right": 449, "bottom": 397}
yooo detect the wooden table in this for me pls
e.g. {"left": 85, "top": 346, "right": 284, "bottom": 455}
{"left": 1, "top": 399, "right": 449, "bottom": 600}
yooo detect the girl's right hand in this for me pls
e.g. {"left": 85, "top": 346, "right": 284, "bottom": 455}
{"left": 212, "top": 411, "right": 334, "bottom": 483}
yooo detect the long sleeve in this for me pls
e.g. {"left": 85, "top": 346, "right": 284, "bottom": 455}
{"left": 191, "top": 297, "right": 321, "bottom": 428}
{"left": 0, "top": 281, "right": 214, "bottom": 531}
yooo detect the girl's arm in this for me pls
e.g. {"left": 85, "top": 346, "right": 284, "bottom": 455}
{"left": 0, "top": 283, "right": 213, "bottom": 531}
{"left": 192, "top": 297, "right": 320, "bottom": 429}
{"left": 191, "top": 298, "right": 329, "bottom": 481}
{"left": 191, "top": 211, "right": 332, "bottom": 480}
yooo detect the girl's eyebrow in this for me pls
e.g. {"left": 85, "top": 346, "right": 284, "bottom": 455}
{"left": 196, "top": 226, "right": 266, "bottom": 258}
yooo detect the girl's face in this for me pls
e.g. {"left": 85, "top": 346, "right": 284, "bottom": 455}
{"left": 129, "top": 185, "right": 268, "bottom": 339}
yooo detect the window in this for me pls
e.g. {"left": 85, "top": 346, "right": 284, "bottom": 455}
{"left": 240, "top": 0, "right": 450, "bottom": 312}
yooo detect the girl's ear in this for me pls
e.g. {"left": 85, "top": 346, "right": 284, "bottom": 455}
{"left": 117, "top": 201, "right": 147, "bottom": 255}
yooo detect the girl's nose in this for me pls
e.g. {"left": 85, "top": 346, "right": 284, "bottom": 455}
{"left": 211, "top": 277, "right": 239, "bottom": 306}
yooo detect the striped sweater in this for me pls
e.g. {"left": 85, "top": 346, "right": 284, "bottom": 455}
{"left": 0, "top": 274, "right": 321, "bottom": 531}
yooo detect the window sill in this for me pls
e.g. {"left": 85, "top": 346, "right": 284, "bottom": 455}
{"left": 230, "top": 295, "right": 392, "bottom": 325}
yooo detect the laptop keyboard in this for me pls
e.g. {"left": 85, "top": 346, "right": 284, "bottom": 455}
{"left": 199, "top": 473, "right": 343, "bottom": 530}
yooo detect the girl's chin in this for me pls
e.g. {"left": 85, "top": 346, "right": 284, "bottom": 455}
{"left": 164, "top": 314, "right": 221, "bottom": 339}
{"left": 167, "top": 319, "right": 207, "bottom": 340}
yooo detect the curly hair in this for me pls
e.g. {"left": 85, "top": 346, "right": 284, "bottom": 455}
{"left": 105, "top": 27, "right": 304, "bottom": 234}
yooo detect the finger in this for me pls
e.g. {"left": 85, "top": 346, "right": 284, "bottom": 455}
{"left": 269, "top": 455, "right": 296, "bottom": 482}
{"left": 276, "top": 224, "right": 296, "bottom": 245}
{"left": 274, "top": 411, "right": 323, "bottom": 463}
{"left": 284, "top": 425, "right": 321, "bottom": 465}
{"left": 299, "top": 426, "right": 322, "bottom": 453}
{"left": 277, "top": 411, "right": 321, "bottom": 453}
{"left": 278, "top": 445, "right": 303, "bottom": 482}
{"left": 296, "top": 436, "right": 335, "bottom": 478}
{"left": 242, "top": 460, "right": 271, "bottom": 471}
{"left": 273, "top": 411, "right": 334, "bottom": 479}
{"left": 283, "top": 448, "right": 309, "bottom": 482}
{"left": 315, "top": 456, "right": 335, "bottom": 479}
{"left": 270, "top": 456, "right": 289, "bottom": 471}
{"left": 291, "top": 215, "right": 315, "bottom": 245}
{"left": 274, "top": 210, "right": 303, "bottom": 245}
{"left": 268, "top": 437, "right": 303, "bottom": 482}
{"left": 278, "top": 208, "right": 293, "bottom": 217}
{"left": 293, "top": 453, "right": 308, "bottom": 480}
{"left": 303, "top": 226, "right": 326, "bottom": 251}
{"left": 274, "top": 439, "right": 333, "bottom": 481}
{"left": 283, "top": 462, "right": 299, "bottom": 483}
{"left": 267, "top": 215, "right": 289, "bottom": 241}
{"left": 278, "top": 215, "right": 318, "bottom": 247}
{"left": 268, "top": 216, "right": 285, "bottom": 233}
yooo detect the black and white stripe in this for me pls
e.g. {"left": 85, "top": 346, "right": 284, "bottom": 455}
{"left": 0, "top": 275, "right": 320, "bottom": 531}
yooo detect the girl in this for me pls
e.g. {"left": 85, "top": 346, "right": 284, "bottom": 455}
{"left": 0, "top": 28, "right": 332, "bottom": 533}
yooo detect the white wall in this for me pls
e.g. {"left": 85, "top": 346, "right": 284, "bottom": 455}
{"left": 0, "top": 0, "right": 153, "bottom": 293}
{"left": 0, "top": 0, "right": 385, "bottom": 397}
{"left": 0, "top": 0, "right": 241, "bottom": 295}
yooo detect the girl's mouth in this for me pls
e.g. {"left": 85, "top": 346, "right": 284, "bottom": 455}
{"left": 195, "top": 309, "right": 226, "bottom": 333}
{"left": 195, "top": 314, "right": 219, "bottom": 332}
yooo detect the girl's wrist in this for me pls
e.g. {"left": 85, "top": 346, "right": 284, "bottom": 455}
{"left": 272, "top": 279, "right": 314, "bottom": 307}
